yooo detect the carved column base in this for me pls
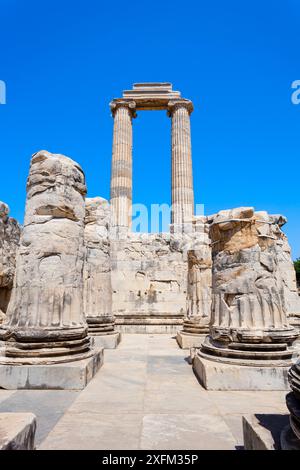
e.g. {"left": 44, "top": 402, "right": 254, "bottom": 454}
{"left": 288, "top": 363, "right": 300, "bottom": 397}
{"left": 87, "top": 316, "right": 116, "bottom": 335}
{"left": 177, "top": 318, "right": 209, "bottom": 349}
{"left": 0, "top": 326, "right": 95, "bottom": 365}
{"left": 198, "top": 335, "right": 296, "bottom": 367}
{"left": 286, "top": 392, "right": 300, "bottom": 436}
{"left": 182, "top": 318, "right": 209, "bottom": 335}
{"left": 87, "top": 316, "right": 121, "bottom": 349}
{"left": 280, "top": 362, "right": 300, "bottom": 448}
{"left": 288, "top": 314, "right": 300, "bottom": 335}
{"left": 0, "top": 348, "right": 103, "bottom": 389}
{"left": 193, "top": 337, "right": 294, "bottom": 390}
{"left": 210, "top": 325, "right": 298, "bottom": 345}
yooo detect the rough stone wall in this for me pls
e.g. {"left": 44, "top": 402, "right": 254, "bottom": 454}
{"left": 110, "top": 233, "right": 188, "bottom": 332}
{"left": 0, "top": 202, "right": 21, "bottom": 321}
{"left": 83, "top": 197, "right": 112, "bottom": 320}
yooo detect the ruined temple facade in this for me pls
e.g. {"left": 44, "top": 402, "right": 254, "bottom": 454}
{"left": 0, "top": 83, "right": 299, "bottom": 391}
{"left": 107, "top": 83, "right": 300, "bottom": 337}
{"left": 109, "top": 83, "right": 196, "bottom": 332}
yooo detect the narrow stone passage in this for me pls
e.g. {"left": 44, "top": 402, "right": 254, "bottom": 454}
{"left": 37, "top": 335, "right": 287, "bottom": 450}
{"left": 0, "top": 334, "right": 289, "bottom": 449}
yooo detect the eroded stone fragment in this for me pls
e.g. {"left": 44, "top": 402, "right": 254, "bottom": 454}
{"left": 269, "top": 214, "right": 300, "bottom": 331}
{"left": 84, "top": 197, "right": 115, "bottom": 334}
{"left": 0, "top": 150, "right": 94, "bottom": 364}
{"left": 177, "top": 218, "right": 212, "bottom": 348}
{"left": 0, "top": 202, "right": 21, "bottom": 322}
{"left": 201, "top": 207, "right": 297, "bottom": 363}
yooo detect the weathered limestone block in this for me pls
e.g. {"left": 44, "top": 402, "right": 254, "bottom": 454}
{"left": 0, "top": 202, "right": 21, "bottom": 321}
{"left": 0, "top": 413, "right": 36, "bottom": 450}
{"left": 177, "top": 219, "right": 212, "bottom": 348}
{"left": 84, "top": 197, "right": 120, "bottom": 348}
{"left": 0, "top": 150, "right": 98, "bottom": 365}
{"left": 243, "top": 414, "right": 289, "bottom": 450}
{"left": 270, "top": 215, "right": 300, "bottom": 330}
{"left": 208, "top": 207, "right": 296, "bottom": 348}
{"left": 111, "top": 232, "right": 187, "bottom": 333}
{"left": 193, "top": 207, "right": 298, "bottom": 390}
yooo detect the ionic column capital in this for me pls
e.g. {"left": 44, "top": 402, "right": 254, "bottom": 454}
{"left": 167, "top": 99, "right": 193, "bottom": 117}
{"left": 110, "top": 100, "right": 137, "bottom": 118}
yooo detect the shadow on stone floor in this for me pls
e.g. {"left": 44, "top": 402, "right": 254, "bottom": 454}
{"left": 254, "top": 413, "right": 290, "bottom": 450}
{"left": 0, "top": 390, "right": 79, "bottom": 445}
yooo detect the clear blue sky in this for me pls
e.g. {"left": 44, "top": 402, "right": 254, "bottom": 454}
{"left": 0, "top": 0, "right": 299, "bottom": 258}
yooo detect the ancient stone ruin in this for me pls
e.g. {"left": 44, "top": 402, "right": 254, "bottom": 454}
{"left": 0, "top": 202, "right": 21, "bottom": 323}
{"left": 84, "top": 197, "right": 120, "bottom": 348}
{"left": 176, "top": 218, "right": 212, "bottom": 348}
{"left": 0, "top": 150, "right": 103, "bottom": 389}
{"left": 0, "top": 83, "right": 299, "bottom": 396}
{"left": 109, "top": 83, "right": 194, "bottom": 332}
{"left": 193, "top": 207, "right": 299, "bottom": 390}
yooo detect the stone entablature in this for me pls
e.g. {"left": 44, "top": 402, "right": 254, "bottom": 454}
{"left": 121, "top": 82, "right": 182, "bottom": 110}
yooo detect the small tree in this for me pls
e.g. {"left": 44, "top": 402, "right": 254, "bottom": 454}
{"left": 294, "top": 258, "right": 300, "bottom": 287}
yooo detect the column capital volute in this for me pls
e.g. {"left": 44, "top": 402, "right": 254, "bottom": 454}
{"left": 167, "top": 99, "right": 193, "bottom": 117}
{"left": 110, "top": 99, "right": 137, "bottom": 118}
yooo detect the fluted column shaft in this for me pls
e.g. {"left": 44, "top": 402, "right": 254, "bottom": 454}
{"left": 84, "top": 197, "right": 116, "bottom": 335}
{"left": 0, "top": 150, "right": 94, "bottom": 364}
{"left": 209, "top": 208, "right": 297, "bottom": 344}
{"left": 169, "top": 100, "right": 194, "bottom": 231}
{"left": 110, "top": 101, "right": 136, "bottom": 236}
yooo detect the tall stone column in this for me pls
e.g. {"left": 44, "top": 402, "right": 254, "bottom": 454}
{"left": 0, "top": 151, "right": 102, "bottom": 372}
{"left": 176, "top": 219, "right": 212, "bottom": 349}
{"left": 110, "top": 100, "right": 136, "bottom": 239}
{"left": 193, "top": 207, "right": 298, "bottom": 390}
{"left": 281, "top": 362, "right": 300, "bottom": 449}
{"left": 168, "top": 99, "right": 194, "bottom": 233}
{"left": 83, "top": 197, "right": 121, "bottom": 348}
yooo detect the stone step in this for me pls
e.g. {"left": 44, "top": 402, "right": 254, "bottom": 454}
{"left": 0, "top": 412, "right": 36, "bottom": 450}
